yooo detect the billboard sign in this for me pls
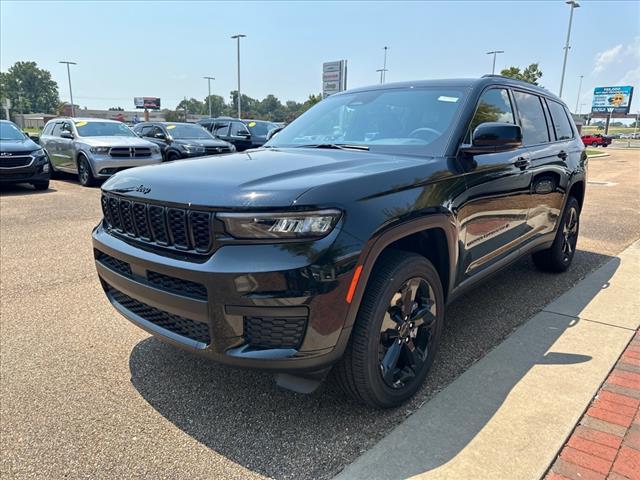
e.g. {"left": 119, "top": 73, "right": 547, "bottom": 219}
{"left": 134, "top": 97, "right": 161, "bottom": 110}
{"left": 323, "top": 60, "right": 347, "bottom": 97}
{"left": 591, "top": 86, "right": 634, "bottom": 114}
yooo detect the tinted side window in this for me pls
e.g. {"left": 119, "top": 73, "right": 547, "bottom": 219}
{"left": 469, "top": 88, "right": 515, "bottom": 135}
{"left": 547, "top": 100, "right": 574, "bottom": 141}
{"left": 51, "top": 123, "right": 63, "bottom": 137}
{"left": 230, "top": 121, "right": 250, "bottom": 137}
{"left": 513, "top": 91, "right": 550, "bottom": 145}
{"left": 213, "top": 122, "right": 229, "bottom": 137}
{"left": 140, "top": 126, "right": 154, "bottom": 137}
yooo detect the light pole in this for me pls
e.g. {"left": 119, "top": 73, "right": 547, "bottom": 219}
{"left": 203, "top": 76, "right": 215, "bottom": 118}
{"left": 382, "top": 46, "right": 389, "bottom": 83}
{"left": 559, "top": 0, "right": 580, "bottom": 98}
{"left": 59, "top": 60, "right": 77, "bottom": 117}
{"left": 231, "top": 34, "right": 246, "bottom": 119}
{"left": 376, "top": 69, "right": 387, "bottom": 84}
{"left": 486, "top": 50, "right": 504, "bottom": 75}
{"left": 574, "top": 75, "right": 584, "bottom": 113}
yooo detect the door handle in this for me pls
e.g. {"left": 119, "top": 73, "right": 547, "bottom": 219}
{"left": 514, "top": 157, "right": 530, "bottom": 169}
{"left": 557, "top": 151, "right": 568, "bottom": 160}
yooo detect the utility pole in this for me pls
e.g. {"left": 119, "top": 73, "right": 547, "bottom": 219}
{"left": 382, "top": 46, "right": 388, "bottom": 83}
{"left": 574, "top": 75, "right": 584, "bottom": 113}
{"left": 231, "top": 34, "right": 246, "bottom": 119}
{"left": 559, "top": 0, "right": 580, "bottom": 98}
{"left": 486, "top": 50, "right": 504, "bottom": 75}
{"left": 376, "top": 69, "right": 386, "bottom": 84}
{"left": 59, "top": 60, "right": 77, "bottom": 117}
{"left": 203, "top": 76, "right": 215, "bottom": 118}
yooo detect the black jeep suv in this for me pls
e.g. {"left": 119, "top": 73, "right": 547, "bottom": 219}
{"left": 0, "top": 120, "right": 51, "bottom": 190}
{"left": 93, "top": 77, "right": 587, "bottom": 407}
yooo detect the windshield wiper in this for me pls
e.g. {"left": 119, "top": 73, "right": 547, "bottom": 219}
{"left": 294, "top": 143, "right": 369, "bottom": 151}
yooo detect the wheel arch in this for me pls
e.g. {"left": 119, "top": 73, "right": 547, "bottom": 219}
{"left": 568, "top": 180, "right": 585, "bottom": 210}
{"left": 343, "top": 214, "right": 458, "bottom": 331}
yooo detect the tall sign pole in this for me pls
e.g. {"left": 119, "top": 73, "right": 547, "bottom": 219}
{"left": 231, "top": 34, "right": 246, "bottom": 119}
{"left": 559, "top": 0, "right": 580, "bottom": 98}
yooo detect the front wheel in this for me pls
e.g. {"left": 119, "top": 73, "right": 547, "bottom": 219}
{"left": 32, "top": 180, "right": 49, "bottom": 191}
{"left": 77, "top": 155, "right": 97, "bottom": 187}
{"left": 591, "top": 141, "right": 598, "bottom": 147}
{"left": 334, "top": 251, "right": 444, "bottom": 408}
{"left": 532, "top": 196, "right": 580, "bottom": 272}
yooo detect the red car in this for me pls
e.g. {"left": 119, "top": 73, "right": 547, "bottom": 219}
{"left": 581, "top": 134, "right": 612, "bottom": 147}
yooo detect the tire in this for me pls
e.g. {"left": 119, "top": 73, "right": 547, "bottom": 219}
{"left": 77, "top": 155, "right": 97, "bottom": 187}
{"left": 532, "top": 196, "right": 580, "bottom": 273}
{"left": 334, "top": 250, "right": 445, "bottom": 408}
{"left": 32, "top": 180, "right": 49, "bottom": 191}
{"left": 591, "top": 141, "right": 598, "bottom": 147}
{"left": 166, "top": 151, "right": 180, "bottom": 162}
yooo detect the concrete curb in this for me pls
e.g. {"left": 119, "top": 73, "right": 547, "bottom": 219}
{"left": 335, "top": 241, "right": 640, "bottom": 480}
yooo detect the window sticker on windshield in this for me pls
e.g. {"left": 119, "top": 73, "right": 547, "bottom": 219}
{"left": 166, "top": 125, "right": 176, "bottom": 129}
{"left": 248, "top": 121, "right": 256, "bottom": 127}
{"left": 438, "top": 96, "right": 459, "bottom": 103}
{"left": 75, "top": 121, "right": 88, "bottom": 127}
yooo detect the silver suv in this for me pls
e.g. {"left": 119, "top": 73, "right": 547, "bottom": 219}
{"left": 40, "top": 118, "right": 162, "bottom": 186}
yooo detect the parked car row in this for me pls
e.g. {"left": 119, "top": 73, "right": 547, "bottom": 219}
{"left": 1, "top": 116, "right": 276, "bottom": 189}
{"left": 580, "top": 133, "right": 612, "bottom": 147}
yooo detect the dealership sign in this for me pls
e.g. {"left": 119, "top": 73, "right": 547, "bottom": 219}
{"left": 322, "top": 60, "right": 347, "bottom": 97}
{"left": 591, "top": 86, "right": 634, "bottom": 114}
{"left": 134, "top": 97, "right": 161, "bottom": 110}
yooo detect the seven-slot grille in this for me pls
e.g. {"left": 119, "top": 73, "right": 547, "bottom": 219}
{"left": 0, "top": 155, "right": 32, "bottom": 168}
{"left": 109, "top": 147, "right": 152, "bottom": 158}
{"left": 101, "top": 194, "right": 212, "bottom": 253}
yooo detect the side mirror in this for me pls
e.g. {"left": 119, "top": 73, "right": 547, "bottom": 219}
{"left": 266, "top": 126, "right": 284, "bottom": 141}
{"left": 60, "top": 131, "right": 74, "bottom": 139}
{"left": 463, "top": 122, "right": 522, "bottom": 154}
{"left": 154, "top": 132, "right": 167, "bottom": 140}
{"left": 237, "top": 131, "right": 251, "bottom": 138}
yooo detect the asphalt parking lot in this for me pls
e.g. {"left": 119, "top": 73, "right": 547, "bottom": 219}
{"left": 1, "top": 149, "right": 639, "bottom": 480}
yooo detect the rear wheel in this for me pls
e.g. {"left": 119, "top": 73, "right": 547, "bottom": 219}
{"left": 532, "top": 196, "right": 580, "bottom": 272}
{"left": 77, "top": 155, "right": 97, "bottom": 187}
{"left": 335, "top": 251, "right": 444, "bottom": 408}
{"left": 591, "top": 141, "right": 598, "bottom": 147}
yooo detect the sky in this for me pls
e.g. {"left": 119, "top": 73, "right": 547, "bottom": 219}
{"left": 1, "top": 0, "right": 639, "bottom": 114}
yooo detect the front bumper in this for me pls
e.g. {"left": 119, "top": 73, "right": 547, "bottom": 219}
{"left": 88, "top": 153, "right": 163, "bottom": 178}
{"left": 92, "top": 223, "right": 359, "bottom": 372}
{"left": 0, "top": 162, "right": 50, "bottom": 184}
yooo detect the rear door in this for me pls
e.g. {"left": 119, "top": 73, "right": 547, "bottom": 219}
{"left": 229, "top": 121, "right": 252, "bottom": 151}
{"left": 212, "top": 121, "right": 230, "bottom": 142}
{"left": 457, "top": 87, "right": 533, "bottom": 279}
{"left": 512, "top": 90, "right": 567, "bottom": 243}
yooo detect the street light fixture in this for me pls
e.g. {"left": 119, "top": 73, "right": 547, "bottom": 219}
{"left": 559, "top": 0, "right": 580, "bottom": 98}
{"left": 59, "top": 60, "right": 77, "bottom": 117}
{"left": 574, "top": 75, "right": 584, "bottom": 114}
{"left": 231, "top": 34, "right": 246, "bottom": 119}
{"left": 203, "top": 76, "right": 215, "bottom": 118}
{"left": 486, "top": 50, "right": 504, "bottom": 75}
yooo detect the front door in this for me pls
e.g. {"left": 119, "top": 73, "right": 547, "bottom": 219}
{"left": 457, "top": 87, "right": 533, "bottom": 280}
{"left": 58, "top": 121, "right": 76, "bottom": 170}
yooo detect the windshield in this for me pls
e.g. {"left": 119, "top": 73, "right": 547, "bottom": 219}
{"left": 166, "top": 124, "right": 213, "bottom": 139}
{"left": 245, "top": 120, "right": 277, "bottom": 137}
{"left": 75, "top": 121, "right": 136, "bottom": 137}
{"left": 267, "top": 87, "right": 466, "bottom": 155}
{"left": 0, "top": 122, "right": 26, "bottom": 141}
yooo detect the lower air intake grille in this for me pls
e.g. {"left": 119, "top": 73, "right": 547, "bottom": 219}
{"left": 244, "top": 316, "right": 307, "bottom": 349}
{"left": 147, "top": 271, "right": 207, "bottom": 301}
{"left": 96, "top": 251, "right": 132, "bottom": 277}
{"left": 107, "top": 285, "right": 210, "bottom": 344}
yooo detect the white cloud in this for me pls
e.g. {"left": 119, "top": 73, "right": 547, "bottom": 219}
{"left": 593, "top": 44, "right": 623, "bottom": 73}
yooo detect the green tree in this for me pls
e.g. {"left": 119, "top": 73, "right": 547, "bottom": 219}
{"left": 162, "top": 109, "right": 183, "bottom": 122}
{"left": 201, "top": 94, "right": 228, "bottom": 117}
{"left": 257, "top": 94, "right": 285, "bottom": 121}
{"left": 108, "top": 106, "right": 124, "bottom": 111}
{"left": 500, "top": 63, "right": 543, "bottom": 85}
{"left": 0, "top": 61, "right": 60, "bottom": 114}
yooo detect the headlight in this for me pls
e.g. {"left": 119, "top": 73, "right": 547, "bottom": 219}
{"left": 90, "top": 146, "right": 110, "bottom": 154}
{"left": 31, "top": 148, "right": 46, "bottom": 158}
{"left": 219, "top": 210, "right": 341, "bottom": 239}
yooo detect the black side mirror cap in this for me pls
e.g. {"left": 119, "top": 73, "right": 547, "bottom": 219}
{"left": 462, "top": 122, "right": 523, "bottom": 154}
{"left": 60, "top": 131, "right": 74, "bottom": 139}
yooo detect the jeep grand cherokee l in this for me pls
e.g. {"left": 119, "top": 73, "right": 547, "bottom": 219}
{"left": 0, "top": 120, "right": 51, "bottom": 190}
{"left": 93, "top": 76, "right": 586, "bottom": 408}
{"left": 40, "top": 118, "right": 162, "bottom": 187}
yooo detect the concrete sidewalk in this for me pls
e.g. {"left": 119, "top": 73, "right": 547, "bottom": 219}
{"left": 336, "top": 242, "right": 640, "bottom": 480}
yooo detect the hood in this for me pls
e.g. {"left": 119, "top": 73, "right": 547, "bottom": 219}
{"left": 77, "top": 136, "right": 157, "bottom": 147}
{"left": 172, "top": 138, "right": 231, "bottom": 148}
{"left": 0, "top": 137, "right": 40, "bottom": 153}
{"left": 102, "top": 147, "right": 431, "bottom": 208}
